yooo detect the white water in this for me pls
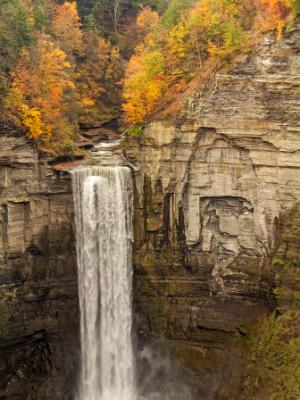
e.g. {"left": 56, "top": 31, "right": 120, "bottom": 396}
{"left": 72, "top": 166, "right": 135, "bottom": 400}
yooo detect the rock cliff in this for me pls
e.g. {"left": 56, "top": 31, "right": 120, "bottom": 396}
{"left": 128, "top": 21, "right": 300, "bottom": 399}
{"left": 0, "top": 134, "right": 78, "bottom": 399}
{"left": 0, "top": 19, "right": 299, "bottom": 400}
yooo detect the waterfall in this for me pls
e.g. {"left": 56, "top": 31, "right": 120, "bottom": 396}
{"left": 72, "top": 166, "right": 135, "bottom": 400}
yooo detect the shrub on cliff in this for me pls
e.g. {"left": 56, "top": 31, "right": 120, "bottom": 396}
{"left": 244, "top": 311, "right": 300, "bottom": 400}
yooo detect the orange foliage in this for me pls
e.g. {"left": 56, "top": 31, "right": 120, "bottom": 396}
{"left": 122, "top": 7, "right": 168, "bottom": 124}
{"left": 136, "top": 6, "right": 160, "bottom": 32}
{"left": 122, "top": 0, "right": 297, "bottom": 126}
{"left": 52, "top": 1, "right": 83, "bottom": 55}
{"left": 258, "top": 0, "right": 294, "bottom": 36}
{"left": 261, "top": 0, "right": 290, "bottom": 14}
{"left": 6, "top": 34, "right": 75, "bottom": 139}
{"left": 123, "top": 0, "right": 252, "bottom": 125}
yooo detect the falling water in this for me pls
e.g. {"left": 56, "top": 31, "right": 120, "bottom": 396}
{"left": 72, "top": 166, "right": 135, "bottom": 400}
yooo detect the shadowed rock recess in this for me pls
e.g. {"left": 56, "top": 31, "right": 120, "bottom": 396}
{"left": 0, "top": 21, "right": 299, "bottom": 400}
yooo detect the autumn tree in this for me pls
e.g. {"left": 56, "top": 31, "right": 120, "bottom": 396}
{"left": 123, "top": 0, "right": 260, "bottom": 125}
{"left": 161, "top": 0, "right": 190, "bottom": 28}
{"left": 76, "top": 0, "right": 168, "bottom": 35}
{"left": 258, "top": 0, "right": 298, "bottom": 36}
{"left": 137, "top": 6, "right": 160, "bottom": 34}
{"left": 52, "top": 1, "right": 83, "bottom": 55}
{"left": 123, "top": 43, "right": 167, "bottom": 124}
{"left": 5, "top": 34, "right": 75, "bottom": 140}
{"left": 1, "top": 0, "right": 298, "bottom": 143}
{"left": 76, "top": 30, "right": 112, "bottom": 123}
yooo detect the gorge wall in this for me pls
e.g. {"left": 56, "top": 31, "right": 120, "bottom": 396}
{"left": 0, "top": 134, "right": 78, "bottom": 399}
{"left": 128, "top": 21, "right": 300, "bottom": 399}
{"left": 0, "top": 20, "right": 299, "bottom": 400}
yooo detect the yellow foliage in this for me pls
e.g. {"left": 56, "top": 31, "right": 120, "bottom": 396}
{"left": 168, "top": 21, "right": 189, "bottom": 59}
{"left": 22, "top": 108, "right": 46, "bottom": 139}
{"left": 81, "top": 98, "right": 95, "bottom": 107}
{"left": 6, "top": 34, "right": 75, "bottom": 140}
{"left": 52, "top": 1, "right": 83, "bottom": 54}
{"left": 123, "top": 0, "right": 254, "bottom": 124}
{"left": 123, "top": 47, "right": 167, "bottom": 124}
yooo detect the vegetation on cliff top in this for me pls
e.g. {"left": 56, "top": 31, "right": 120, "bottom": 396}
{"left": 123, "top": 0, "right": 299, "bottom": 124}
{"left": 0, "top": 0, "right": 298, "bottom": 151}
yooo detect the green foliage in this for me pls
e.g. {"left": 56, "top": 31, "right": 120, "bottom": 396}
{"left": 146, "top": 0, "right": 169, "bottom": 12}
{"left": 272, "top": 257, "right": 286, "bottom": 269}
{"left": 144, "top": 50, "right": 165, "bottom": 77}
{"left": 288, "top": 0, "right": 300, "bottom": 15}
{"left": 124, "top": 126, "right": 144, "bottom": 136}
{"left": 161, "top": 0, "right": 190, "bottom": 29}
{"left": 209, "top": 18, "right": 250, "bottom": 60}
{"left": 0, "top": 0, "right": 32, "bottom": 73}
{"left": 77, "top": 0, "right": 169, "bottom": 37}
{"left": 60, "top": 138, "right": 77, "bottom": 152}
{"left": 249, "top": 311, "right": 300, "bottom": 400}
{"left": 32, "top": 1, "right": 52, "bottom": 31}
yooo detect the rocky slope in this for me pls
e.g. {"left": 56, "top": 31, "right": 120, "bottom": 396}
{"left": 127, "top": 21, "right": 300, "bottom": 399}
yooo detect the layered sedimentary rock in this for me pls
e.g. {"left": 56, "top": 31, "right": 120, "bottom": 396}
{"left": 0, "top": 134, "right": 78, "bottom": 399}
{"left": 0, "top": 20, "right": 299, "bottom": 400}
{"left": 128, "top": 21, "right": 300, "bottom": 398}
{"left": 0, "top": 131, "right": 131, "bottom": 399}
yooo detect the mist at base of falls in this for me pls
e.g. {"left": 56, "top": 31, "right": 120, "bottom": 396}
{"left": 137, "top": 345, "right": 195, "bottom": 400}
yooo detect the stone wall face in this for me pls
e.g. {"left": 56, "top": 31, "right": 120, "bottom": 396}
{"left": 0, "top": 135, "right": 78, "bottom": 399}
{"left": 129, "top": 23, "right": 300, "bottom": 398}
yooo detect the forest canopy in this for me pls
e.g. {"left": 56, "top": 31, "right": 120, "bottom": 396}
{"left": 0, "top": 0, "right": 298, "bottom": 151}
